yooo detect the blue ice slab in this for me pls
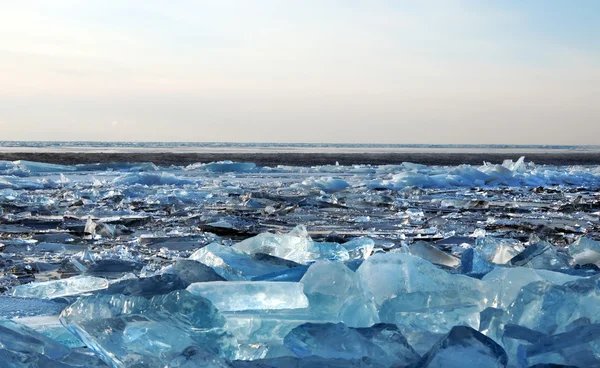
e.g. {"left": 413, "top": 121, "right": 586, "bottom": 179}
{"left": 100, "top": 274, "right": 189, "bottom": 298}
{"left": 508, "top": 276, "right": 600, "bottom": 335}
{"left": 509, "top": 241, "right": 571, "bottom": 270}
{"left": 187, "top": 281, "right": 309, "bottom": 312}
{"left": 283, "top": 322, "right": 420, "bottom": 367}
{"left": 460, "top": 248, "right": 495, "bottom": 279}
{"left": 60, "top": 290, "right": 237, "bottom": 368}
{"left": 415, "top": 326, "right": 508, "bottom": 368}
{"left": 189, "top": 243, "right": 292, "bottom": 281}
{"left": 10, "top": 276, "right": 109, "bottom": 299}
{"left": 0, "top": 318, "right": 106, "bottom": 367}
{"left": 251, "top": 266, "right": 309, "bottom": 282}
{"left": 516, "top": 323, "right": 600, "bottom": 367}
{"left": 0, "top": 296, "right": 67, "bottom": 319}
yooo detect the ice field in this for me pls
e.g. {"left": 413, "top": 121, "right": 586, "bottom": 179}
{"left": 1, "top": 157, "right": 600, "bottom": 367}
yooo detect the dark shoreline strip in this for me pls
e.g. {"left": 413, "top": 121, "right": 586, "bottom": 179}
{"left": 1, "top": 152, "right": 600, "bottom": 166}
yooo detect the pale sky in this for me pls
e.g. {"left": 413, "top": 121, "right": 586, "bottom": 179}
{"left": 1, "top": 1, "right": 599, "bottom": 144}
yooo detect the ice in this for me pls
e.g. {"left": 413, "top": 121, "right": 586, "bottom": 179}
{"left": 161, "top": 259, "right": 226, "bottom": 283}
{"left": 233, "top": 226, "right": 349, "bottom": 264}
{"left": 0, "top": 296, "right": 67, "bottom": 318}
{"left": 186, "top": 161, "right": 256, "bottom": 173}
{"left": 569, "top": 237, "right": 600, "bottom": 267}
{"left": 100, "top": 274, "right": 189, "bottom": 298}
{"left": 186, "top": 281, "right": 309, "bottom": 311}
{"left": 356, "top": 253, "right": 487, "bottom": 308}
{"left": 460, "top": 248, "right": 495, "bottom": 279}
{"left": 16, "top": 315, "right": 85, "bottom": 348}
{"left": 509, "top": 240, "right": 571, "bottom": 270}
{"left": 409, "top": 241, "right": 460, "bottom": 268}
{"left": 283, "top": 322, "right": 420, "bottom": 367}
{"left": 415, "top": 326, "right": 508, "bottom": 368}
{"left": 341, "top": 238, "right": 374, "bottom": 260}
{"left": 507, "top": 276, "right": 600, "bottom": 335}
{"left": 111, "top": 172, "right": 196, "bottom": 186}
{"left": 0, "top": 318, "right": 106, "bottom": 367}
{"left": 514, "top": 323, "right": 600, "bottom": 367}
{"left": 60, "top": 290, "right": 237, "bottom": 367}
{"left": 303, "top": 177, "right": 350, "bottom": 193}
{"left": 475, "top": 237, "right": 524, "bottom": 265}
{"left": 189, "top": 243, "right": 293, "bottom": 281}
{"left": 251, "top": 265, "right": 309, "bottom": 282}
{"left": 10, "top": 276, "right": 109, "bottom": 299}
{"left": 300, "top": 260, "right": 378, "bottom": 327}
{"left": 4, "top": 156, "right": 600, "bottom": 365}
{"left": 482, "top": 267, "right": 580, "bottom": 309}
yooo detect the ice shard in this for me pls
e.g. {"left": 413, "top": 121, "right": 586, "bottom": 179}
{"left": 409, "top": 241, "right": 460, "bottom": 268}
{"left": 189, "top": 243, "right": 292, "bottom": 281}
{"left": 414, "top": 326, "right": 508, "bottom": 368}
{"left": 482, "top": 267, "right": 580, "bottom": 309}
{"left": 460, "top": 248, "right": 495, "bottom": 279}
{"left": 186, "top": 281, "right": 309, "bottom": 311}
{"left": 233, "top": 226, "right": 349, "bottom": 264}
{"left": 509, "top": 240, "right": 571, "bottom": 270}
{"left": 356, "top": 253, "right": 487, "bottom": 308}
{"left": 0, "top": 318, "right": 106, "bottom": 367}
{"left": 9, "top": 276, "right": 109, "bottom": 299}
{"left": 283, "top": 322, "right": 420, "bottom": 367}
{"left": 507, "top": 276, "right": 600, "bottom": 335}
{"left": 60, "top": 290, "right": 237, "bottom": 368}
{"left": 300, "top": 260, "right": 377, "bottom": 327}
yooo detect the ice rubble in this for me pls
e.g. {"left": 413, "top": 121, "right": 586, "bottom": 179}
{"left": 2, "top": 158, "right": 600, "bottom": 366}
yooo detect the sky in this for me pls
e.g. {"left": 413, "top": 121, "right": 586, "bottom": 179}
{"left": 1, "top": 0, "right": 599, "bottom": 144}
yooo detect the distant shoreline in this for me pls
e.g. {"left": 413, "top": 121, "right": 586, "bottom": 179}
{"left": 1, "top": 150, "right": 599, "bottom": 166}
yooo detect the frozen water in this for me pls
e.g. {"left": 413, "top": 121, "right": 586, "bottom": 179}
{"left": 233, "top": 226, "right": 349, "bottom": 264}
{"left": 507, "top": 276, "right": 600, "bottom": 335}
{"left": 10, "top": 276, "right": 109, "bottom": 299}
{"left": 300, "top": 260, "right": 378, "bottom": 327}
{"left": 482, "top": 267, "right": 580, "bottom": 309}
{"left": 187, "top": 281, "right": 309, "bottom": 311}
{"left": 509, "top": 240, "right": 571, "bottom": 270}
{"left": 415, "top": 325, "right": 508, "bottom": 368}
{"left": 2, "top": 157, "right": 600, "bottom": 365}
{"left": 409, "top": 241, "right": 460, "bottom": 268}
{"left": 356, "top": 253, "right": 487, "bottom": 308}
{"left": 100, "top": 274, "right": 189, "bottom": 298}
{"left": 283, "top": 322, "right": 420, "bottom": 367}
{"left": 460, "top": 248, "right": 495, "bottom": 279}
{"left": 475, "top": 237, "right": 524, "bottom": 265}
{"left": 189, "top": 243, "right": 292, "bottom": 281}
{"left": 0, "top": 296, "right": 67, "bottom": 318}
{"left": 60, "top": 290, "right": 237, "bottom": 367}
{"left": 0, "top": 318, "right": 107, "bottom": 367}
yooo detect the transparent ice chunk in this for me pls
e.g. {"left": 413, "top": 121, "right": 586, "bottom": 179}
{"left": 60, "top": 290, "right": 237, "bottom": 367}
{"left": 409, "top": 241, "right": 460, "bottom": 268}
{"left": 415, "top": 326, "right": 508, "bottom": 368}
{"left": 187, "top": 281, "right": 309, "bottom": 312}
{"left": 233, "top": 226, "right": 349, "bottom": 264}
{"left": 189, "top": 243, "right": 292, "bottom": 281}
{"left": 283, "top": 322, "right": 420, "bottom": 367}
{"left": 10, "top": 276, "right": 109, "bottom": 299}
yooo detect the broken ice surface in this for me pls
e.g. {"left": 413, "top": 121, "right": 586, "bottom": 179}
{"left": 2, "top": 156, "right": 600, "bottom": 365}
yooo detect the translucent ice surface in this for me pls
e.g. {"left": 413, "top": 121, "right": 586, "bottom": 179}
{"left": 60, "top": 290, "right": 237, "bottom": 367}
{"left": 10, "top": 276, "right": 109, "bottom": 299}
{"left": 187, "top": 281, "right": 309, "bottom": 311}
